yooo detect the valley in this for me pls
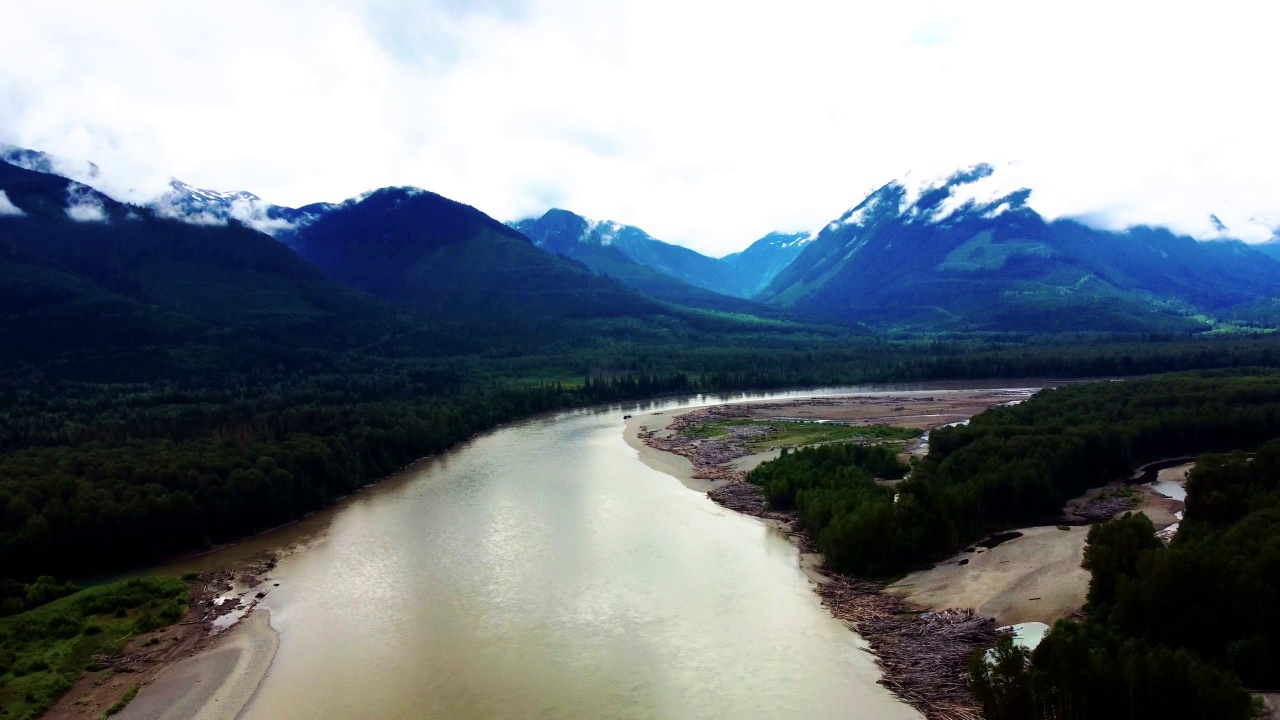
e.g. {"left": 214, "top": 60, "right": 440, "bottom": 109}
{"left": 3, "top": 150, "right": 1280, "bottom": 720}
{"left": 6, "top": 7, "right": 1279, "bottom": 719}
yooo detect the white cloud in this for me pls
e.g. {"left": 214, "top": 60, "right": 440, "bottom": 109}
{"left": 1, "top": 0, "right": 1278, "bottom": 254}
{"left": 64, "top": 183, "right": 108, "bottom": 222}
{"left": 0, "top": 190, "right": 25, "bottom": 217}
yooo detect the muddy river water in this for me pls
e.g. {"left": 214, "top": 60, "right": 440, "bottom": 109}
{"left": 155, "top": 383, "right": 1041, "bottom": 719}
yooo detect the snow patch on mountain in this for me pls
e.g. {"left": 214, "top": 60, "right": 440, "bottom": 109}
{"left": 584, "top": 218, "right": 632, "bottom": 246}
{"left": 823, "top": 163, "right": 1032, "bottom": 237}
{"left": 831, "top": 193, "right": 888, "bottom": 231}
{"left": 928, "top": 166, "right": 1029, "bottom": 223}
{"left": 775, "top": 231, "right": 815, "bottom": 248}
{"left": 0, "top": 190, "right": 25, "bottom": 217}
{"left": 155, "top": 179, "right": 300, "bottom": 235}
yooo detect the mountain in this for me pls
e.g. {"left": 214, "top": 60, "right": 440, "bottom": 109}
{"left": 288, "top": 189, "right": 671, "bottom": 325}
{"left": 0, "top": 144, "right": 101, "bottom": 182}
{"left": 0, "top": 158, "right": 445, "bottom": 379}
{"left": 722, "top": 231, "right": 813, "bottom": 295}
{"left": 510, "top": 208, "right": 785, "bottom": 314}
{"left": 154, "top": 178, "right": 336, "bottom": 237}
{"left": 512, "top": 209, "right": 753, "bottom": 298}
{"left": 1257, "top": 238, "right": 1280, "bottom": 263}
{"left": 760, "top": 164, "right": 1280, "bottom": 332}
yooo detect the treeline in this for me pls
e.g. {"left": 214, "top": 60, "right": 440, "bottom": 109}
{"left": 748, "top": 371, "right": 1280, "bottom": 577}
{"left": 747, "top": 444, "right": 907, "bottom": 573}
{"left": 9, "top": 339, "right": 1280, "bottom": 583}
{"left": 970, "top": 442, "right": 1280, "bottom": 719}
{"left": 0, "top": 373, "right": 698, "bottom": 580}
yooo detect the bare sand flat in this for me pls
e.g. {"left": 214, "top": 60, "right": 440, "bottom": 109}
{"left": 887, "top": 526, "right": 1090, "bottom": 626}
{"left": 116, "top": 609, "right": 278, "bottom": 720}
{"left": 1133, "top": 486, "right": 1182, "bottom": 528}
{"left": 624, "top": 410, "right": 712, "bottom": 490}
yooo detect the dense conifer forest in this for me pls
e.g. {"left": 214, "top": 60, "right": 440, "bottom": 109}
{"left": 969, "top": 441, "right": 1280, "bottom": 719}
{"left": 748, "top": 371, "right": 1280, "bottom": 578}
{"left": 7, "top": 336, "right": 1280, "bottom": 582}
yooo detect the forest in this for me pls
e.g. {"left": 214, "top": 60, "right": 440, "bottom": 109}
{"left": 747, "top": 371, "right": 1280, "bottom": 577}
{"left": 969, "top": 443, "right": 1280, "bottom": 719}
{"left": 745, "top": 373, "right": 1280, "bottom": 718}
{"left": 9, "top": 336, "right": 1280, "bottom": 582}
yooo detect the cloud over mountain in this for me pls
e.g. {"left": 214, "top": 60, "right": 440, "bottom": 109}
{"left": 1, "top": 1, "right": 1277, "bottom": 254}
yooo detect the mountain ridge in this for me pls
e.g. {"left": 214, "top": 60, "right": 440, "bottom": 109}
{"left": 760, "top": 164, "right": 1280, "bottom": 332}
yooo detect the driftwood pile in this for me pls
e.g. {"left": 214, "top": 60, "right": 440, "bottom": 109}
{"left": 818, "top": 577, "right": 998, "bottom": 720}
{"left": 707, "top": 479, "right": 765, "bottom": 514}
{"left": 1072, "top": 494, "right": 1138, "bottom": 522}
{"left": 637, "top": 407, "right": 763, "bottom": 485}
{"left": 90, "top": 650, "right": 151, "bottom": 673}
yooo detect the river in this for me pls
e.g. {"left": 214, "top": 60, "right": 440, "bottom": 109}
{"left": 157, "top": 383, "right": 1039, "bottom": 719}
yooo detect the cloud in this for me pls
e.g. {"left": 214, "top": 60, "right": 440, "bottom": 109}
{"left": 151, "top": 197, "right": 226, "bottom": 226}
{"left": 0, "top": 190, "right": 25, "bottom": 217}
{"left": 64, "top": 183, "right": 108, "bottom": 222}
{"left": 1, "top": 1, "right": 1278, "bottom": 255}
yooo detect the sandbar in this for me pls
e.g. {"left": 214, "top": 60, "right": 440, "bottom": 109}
{"left": 116, "top": 609, "right": 278, "bottom": 720}
{"left": 887, "top": 526, "right": 1090, "bottom": 626}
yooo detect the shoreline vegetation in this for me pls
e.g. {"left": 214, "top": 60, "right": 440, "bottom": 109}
{"left": 628, "top": 376, "right": 1280, "bottom": 720}
{"left": 2, "top": 558, "right": 280, "bottom": 720}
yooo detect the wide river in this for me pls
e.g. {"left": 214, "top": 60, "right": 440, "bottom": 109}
{"left": 163, "top": 384, "right": 1030, "bottom": 720}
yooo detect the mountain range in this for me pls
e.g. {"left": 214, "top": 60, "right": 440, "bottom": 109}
{"left": 0, "top": 152, "right": 828, "bottom": 382}
{"left": 758, "top": 164, "right": 1280, "bottom": 332}
{"left": 3, "top": 147, "right": 1279, "bottom": 343}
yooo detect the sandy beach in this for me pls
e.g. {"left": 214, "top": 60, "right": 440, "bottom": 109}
{"left": 887, "top": 526, "right": 1089, "bottom": 626}
{"left": 886, "top": 464, "right": 1191, "bottom": 626}
{"left": 115, "top": 609, "right": 278, "bottom": 720}
{"left": 624, "top": 410, "right": 712, "bottom": 490}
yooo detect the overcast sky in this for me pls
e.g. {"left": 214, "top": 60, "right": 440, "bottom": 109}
{"left": 3, "top": 1, "right": 1277, "bottom": 255}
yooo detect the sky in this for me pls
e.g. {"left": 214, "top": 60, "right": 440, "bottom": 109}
{"left": 2, "top": 0, "right": 1278, "bottom": 255}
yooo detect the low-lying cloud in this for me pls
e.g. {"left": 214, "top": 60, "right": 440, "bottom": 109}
{"left": 0, "top": 190, "right": 25, "bottom": 217}
{"left": 64, "top": 183, "right": 108, "bottom": 223}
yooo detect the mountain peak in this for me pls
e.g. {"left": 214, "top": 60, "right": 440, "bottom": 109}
{"left": 167, "top": 178, "right": 261, "bottom": 205}
{"left": 0, "top": 144, "right": 101, "bottom": 183}
{"left": 828, "top": 163, "right": 1032, "bottom": 236}
{"left": 154, "top": 178, "right": 311, "bottom": 237}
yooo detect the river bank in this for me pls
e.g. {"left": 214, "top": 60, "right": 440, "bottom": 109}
{"left": 79, "top": 384, "right": 1055, "bottom": 720}
{"left": 626, "top": 390, "right": 1038, "bottom": 720}
{"left": 113, "top": 609, "right": 278, "bottom": 720}
{"left": 38, "top": 560, "right": 280, "bottom": 720}
{"left": 627, "top": 390, "right": 1204, "bottom": 719}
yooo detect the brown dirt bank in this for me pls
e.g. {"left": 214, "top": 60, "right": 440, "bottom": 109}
{"left": 42, "top": 557, "right": 280, "bottom": 720}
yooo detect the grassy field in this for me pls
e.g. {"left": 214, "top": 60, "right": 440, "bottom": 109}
{"left": 683, "top": 417, "right": 921, "bottom": 451}
{"left": 0, "top": 577, "right": 187, "bottom": 720}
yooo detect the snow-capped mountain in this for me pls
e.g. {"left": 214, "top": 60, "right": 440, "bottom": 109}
{"left": 154, "top": 179, "right": 334, "bottom": 237}
{"left": 759, "top": 163, "right": 1280, "bottom": 332}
